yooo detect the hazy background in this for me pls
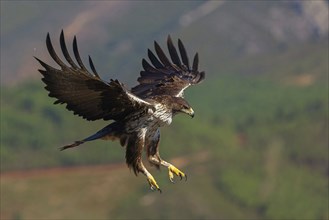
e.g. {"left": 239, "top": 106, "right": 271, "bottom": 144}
{"left": 1, "top": 1, "right": 328, "bottom": 219}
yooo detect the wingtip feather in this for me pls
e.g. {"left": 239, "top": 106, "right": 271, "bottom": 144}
{"left": 167, "top": 35, "right": 181, "bottom": 67}
{"left": 178, "top": 39, "right": 189, "bottom": 69}
{"left": 154, "top": 39, "right": 171, "bottom": 67}
{"left": 192, "top": 53, "right": 199, "bottom": 71}
{"left": 88, "top": 55, "right": 100, "bottom": 78}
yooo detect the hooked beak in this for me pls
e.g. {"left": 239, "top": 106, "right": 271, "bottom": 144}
{"left": 182, "top": 107, "right": 195, "bottom": 118}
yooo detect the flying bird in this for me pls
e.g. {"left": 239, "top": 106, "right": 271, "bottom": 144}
{"left": 36, "top": 30, "right": 205, "bottom": 192}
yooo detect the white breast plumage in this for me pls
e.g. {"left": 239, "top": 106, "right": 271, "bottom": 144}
{"left": 153, "top": 104, "right": 172, "bottom": 126}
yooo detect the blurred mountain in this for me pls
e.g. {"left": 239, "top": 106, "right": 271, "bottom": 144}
{"left": 1, "top": 1, "right": 328, "bottom": 85}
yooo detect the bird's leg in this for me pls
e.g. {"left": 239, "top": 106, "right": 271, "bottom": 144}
{"left": 148, "top": 154, "right": 187, "bottom": 183}
{"left": 139, "top": 161, "right": 161, "bottom": 193}
{"left": 126, "top": 130, "right": 161, "bottom": 193}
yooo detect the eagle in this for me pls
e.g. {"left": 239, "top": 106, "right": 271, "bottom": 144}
{"left": 36, "top": 30, "right": 205, "bottom": 192}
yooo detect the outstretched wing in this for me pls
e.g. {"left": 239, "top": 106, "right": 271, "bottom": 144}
{"left": 131, "top": 36, "right": 205, "bottom": 98}
{"left": 36, "top": 31, "right": 152, "bottom": 121}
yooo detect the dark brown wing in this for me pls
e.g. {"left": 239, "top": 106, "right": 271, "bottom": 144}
{"left": 36, "top": 30, "right": 152, "bottom": 121}
{"left": 131, "top": 36, "right": 205, "bottom": 98}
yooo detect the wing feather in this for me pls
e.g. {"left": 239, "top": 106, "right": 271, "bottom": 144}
{"left": 154, "top": 41, "right": 172, "bottom": 67}
{"left": 142, "top": 59, "right": 162, "bottom": 73}
{"left": 73, "top": 35, "right": 89, "bottom": 72}
{"left": 46, "top": 33, "right": 67, "bottom": 68}
{"left": 178, "top": 39, "right": 190, "bottom": 70}
{"left": 88, "top": 55, "right": 100, "bottom": 78}
{"left": 132, "top": 36, "right": 205, "bottom": 98}
{"left": 59, "top": 30, "right": 79, "bottom": 69}
{"left": 36, "top": 31, "right": 152, "bottom": 121}
{"left": 148, "top": 49, "right": 164, "bottom": 69}
{"left": 167, "top": 35, "right": 182, "bottom": 67}
{"left": 192, "top": 53, "right": 199, "bottom": 72}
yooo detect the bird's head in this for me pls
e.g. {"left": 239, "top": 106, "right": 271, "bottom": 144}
{"left": 171, "top": 97, "right": 194, "bottom": 118}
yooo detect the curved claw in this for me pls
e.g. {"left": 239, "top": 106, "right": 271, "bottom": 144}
{"left": 147, "top": 174, "right": 161, "bottom": 193}
{"left": 150, "top": 185, "right": 162, "bottom": 193}
{"left": 169, "top": 170, "right": 175, "bottom": 183}
{"left": 168, "top": 165, "right": 187, "bottom": 183}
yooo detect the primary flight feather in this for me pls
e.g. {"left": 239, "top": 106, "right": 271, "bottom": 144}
{"left": 36, "top": 30, "right": 205, "bottom": 192}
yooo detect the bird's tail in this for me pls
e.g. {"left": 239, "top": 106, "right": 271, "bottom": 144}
{"left": 60, "top": 141, "right": 85, "bottom": 151}
{"left": 60, "top": 122, "right": 124, "bottom": 151}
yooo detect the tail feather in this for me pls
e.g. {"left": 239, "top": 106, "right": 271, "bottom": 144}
{"left": 59, "top": 122, "right": 124, "bottom": 151}
{"left": 60, "top": 141, "right": 85, "bottom": 151}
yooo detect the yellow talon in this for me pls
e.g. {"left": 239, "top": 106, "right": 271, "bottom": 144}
{"left": 147, "top": 174, "right": 161, "bottom": 193}
{"left": 168, "top": 165, "right": 187, "bottom": 182}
